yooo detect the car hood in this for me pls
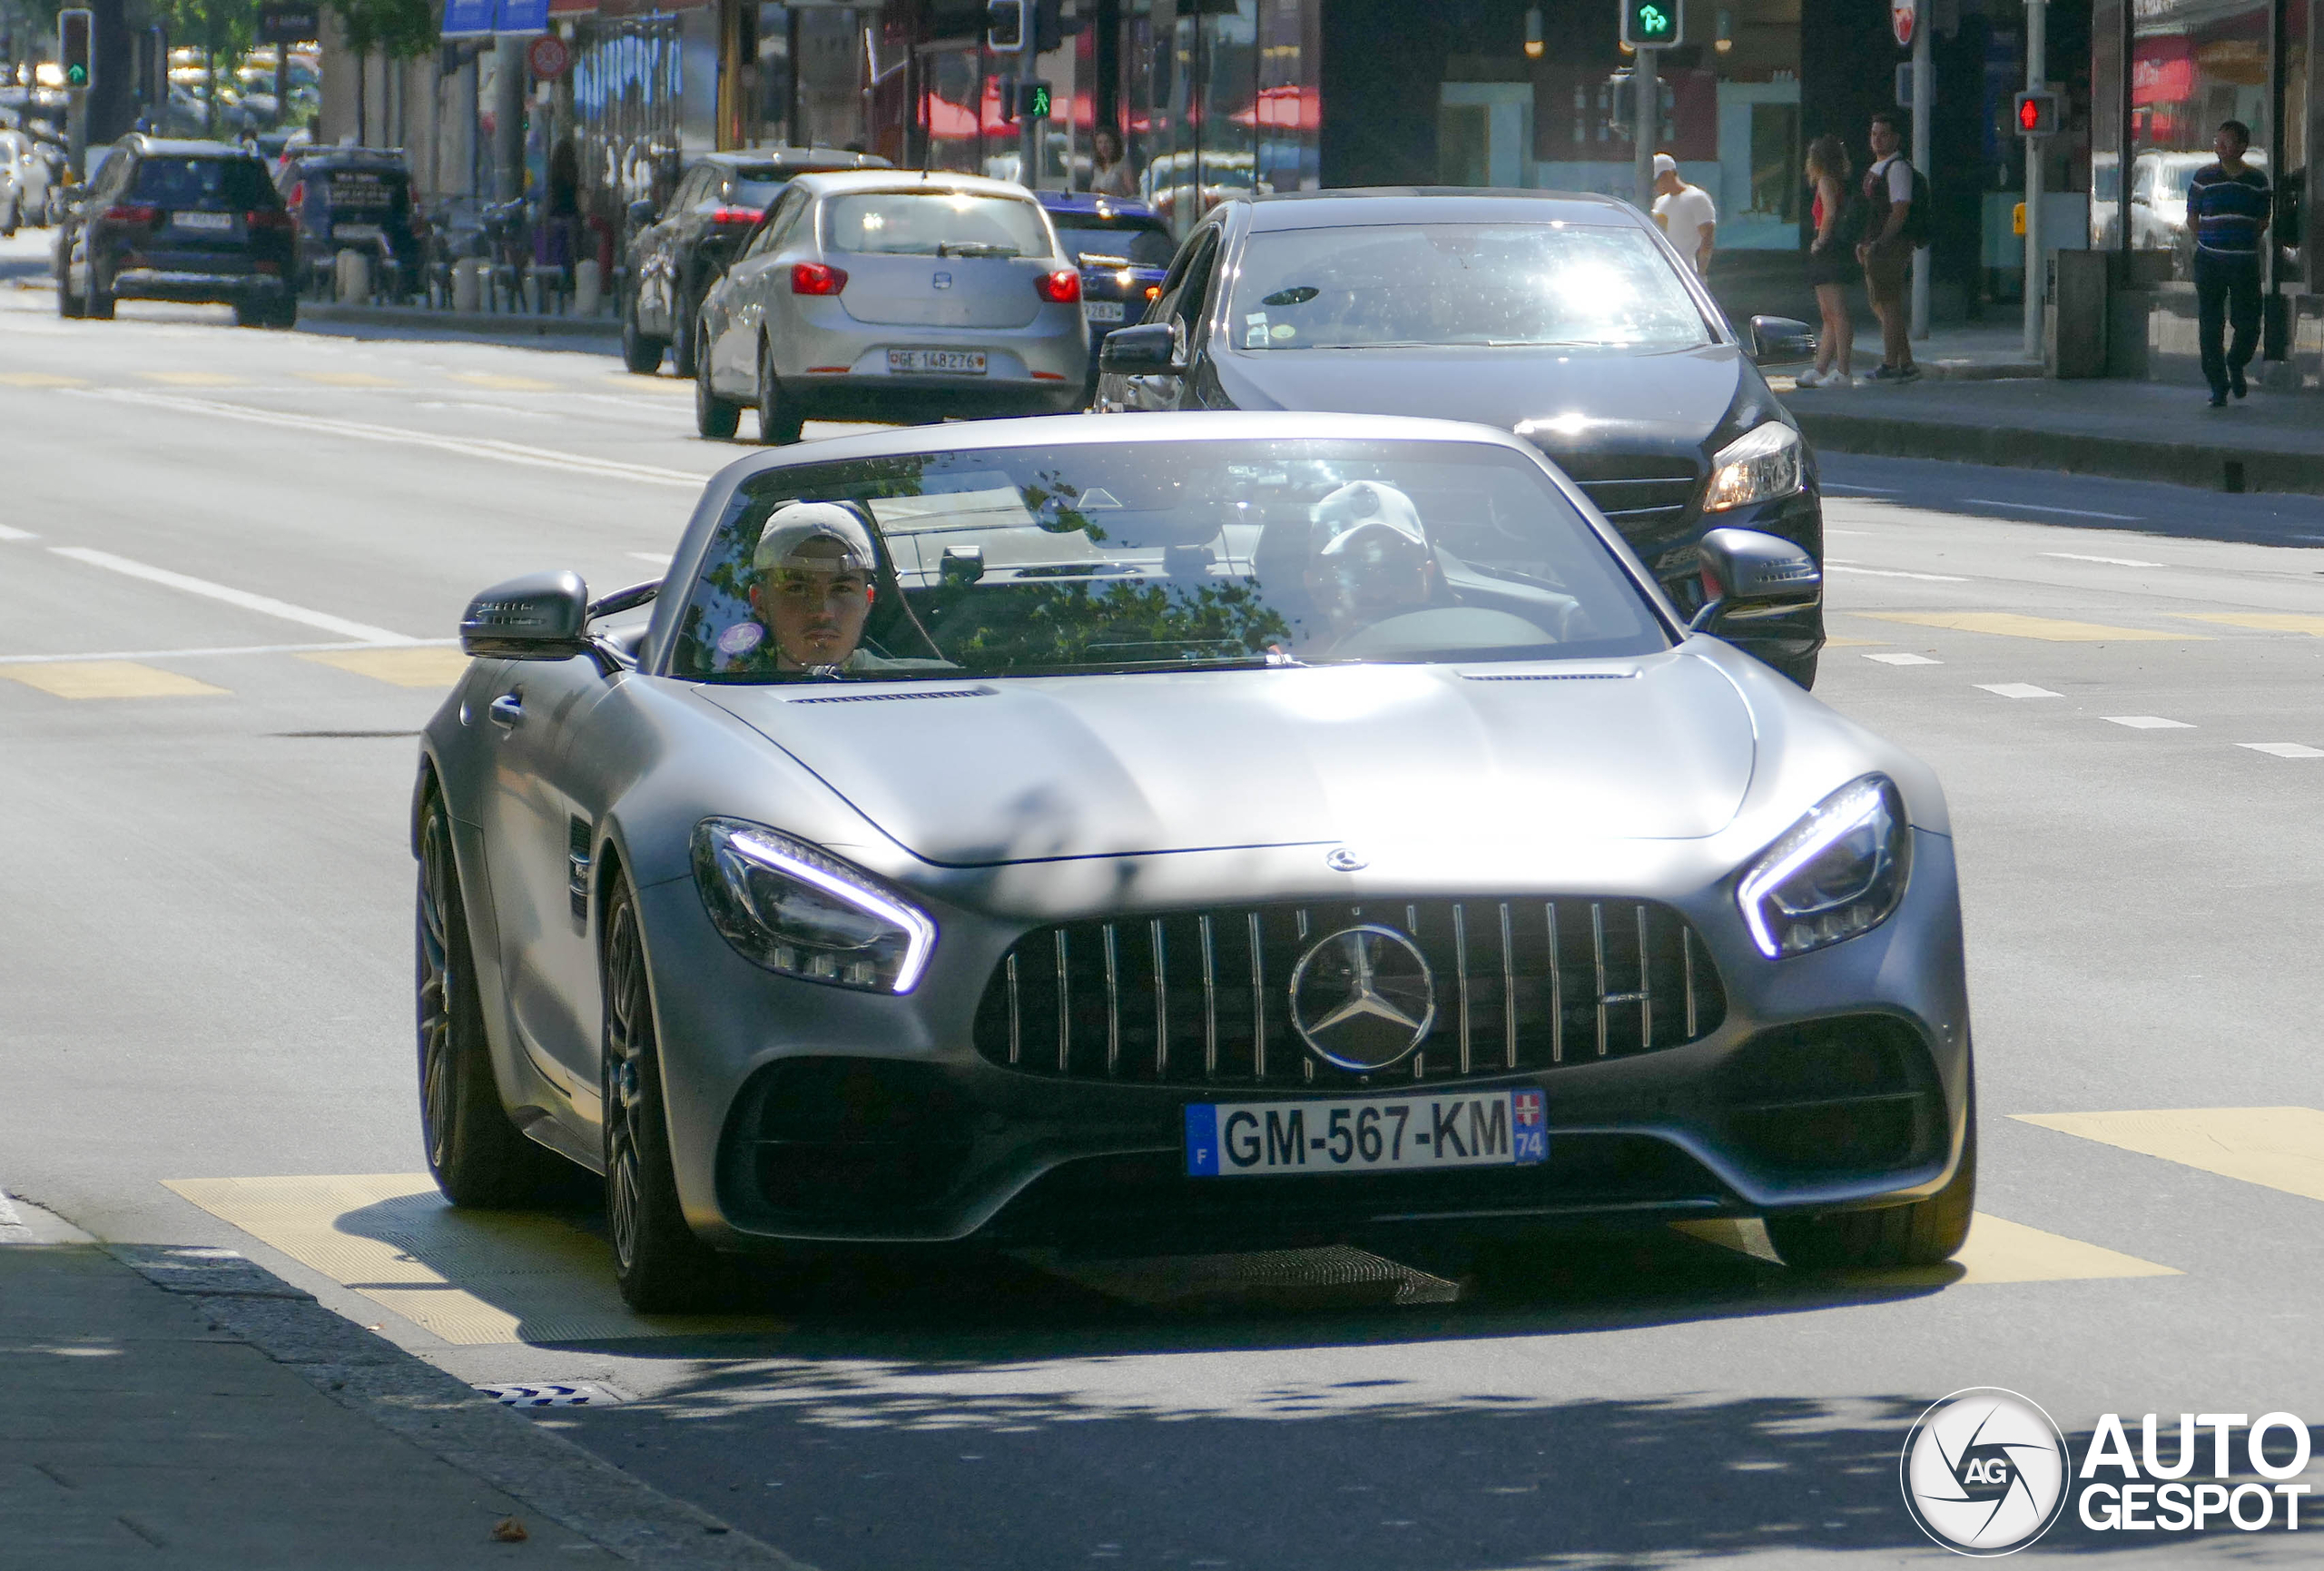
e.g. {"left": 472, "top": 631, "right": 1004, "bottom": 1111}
{"left": 1212, "top": 341, "right": 1747, "bottom": 454}
{"left": 706, "top": 652, "right": 1755, "bottom": 868}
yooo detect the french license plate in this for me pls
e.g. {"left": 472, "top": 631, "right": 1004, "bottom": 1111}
{"left": 333, "top": 222, "right": 384, "bottom": 242}
{"left": 1186, "top": 1088, "right": 1548, "bottom": 1178}
{"left": 174, "top": 211, "right": 232, "bottom": 232}
{"left": 1086, "top": 300, "right": 1125, "bottom": 322}
{"left": 888, "top": 349, "right": 986, "bottom": 375}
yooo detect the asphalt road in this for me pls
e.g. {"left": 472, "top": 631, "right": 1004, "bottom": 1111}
{"left": 5, "top": 276, "right": 2324, "bottom": 1568}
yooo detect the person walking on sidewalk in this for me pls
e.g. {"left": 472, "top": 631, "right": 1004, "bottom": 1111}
{"left": 1856, "top": 110, "right": 1926, "bottom": 383}
{"left": 1796, "top": 135, "right": 1860, "bottom": 389}
{"left": 2188, "top": 119, "right": 2270, "bottom": 407}
{"left": 1651, "top": 153, "right": 1718, "bottom": 277}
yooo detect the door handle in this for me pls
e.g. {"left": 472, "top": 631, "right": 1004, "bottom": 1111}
{"left": 487, "top": 692, "right": 525, "bottom": 730}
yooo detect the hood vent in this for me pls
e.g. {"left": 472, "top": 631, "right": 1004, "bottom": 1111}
{"left": 1460, "top": 671, "right": 1637, "bottom": 683}
{"left": 786, "top": 687, "right": 994, "bottom": 706}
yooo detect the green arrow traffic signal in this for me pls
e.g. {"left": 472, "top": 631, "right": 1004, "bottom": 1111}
{"left": 1620, "top": 0, "right": 1681, "bottom": 46}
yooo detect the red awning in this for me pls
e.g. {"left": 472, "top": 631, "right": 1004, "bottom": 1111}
{"left": 1229, "top": 84, "right": 1319, "bottom": 133}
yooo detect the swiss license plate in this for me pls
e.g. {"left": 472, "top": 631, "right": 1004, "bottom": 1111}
{"left": 333, "top": 222, "right": 384, "bottom": 242}
{"left": 173, "top": 211, "right": 233, "bottom": 232}
{"left": 1086, "top": 300, "right": 1125, "bottom": 322}
{"left": 888, "top": 349, "right": 986, "bottom": 375}
{"left": 1186, "top": 1088, "right": 1548, "bottom": 1178}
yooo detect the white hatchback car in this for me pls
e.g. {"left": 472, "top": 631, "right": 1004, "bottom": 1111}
{"left": 695, "top": 170, "right": 1092, "bottom": 444}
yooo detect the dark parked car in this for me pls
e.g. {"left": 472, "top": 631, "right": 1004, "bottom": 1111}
{"left": 1096, "top": 189, "right": 1824, "bottom": 686}
{"left": 55, "top": 135, "right": 296, "bottom": 327}
{"left": 1035, "top": 190, "right": 1175, "bottom": 363}
{"left": 622, "top": 147, "right": 890, "bottom": 378}
{"left": 276, "top": 146, "right": 424, "bottom": 301}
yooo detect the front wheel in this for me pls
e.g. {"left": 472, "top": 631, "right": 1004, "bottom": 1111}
{"left": 602, "top": 879, "right": 728, "bottom": 1310}
{"left": 620, "top": 294, "right": 665, "bottom": 375}
{"left": 756, "top": 341, "right": 803, "bottom": 445}
{"left": 1766, "top": 1074, "right": 1976, "bottom": 1270}
{"left": 694, "top": 322, "right": 741, "bottom": 440}
{"left": 669, "top": 288, "right": 698, "bottom": 379}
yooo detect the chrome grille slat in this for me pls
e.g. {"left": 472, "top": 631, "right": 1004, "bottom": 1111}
{"left": 1498, "top": 902, "right": 1517, "bottom": 1071}
{"left": 1103, "top": 924, "right": 1121, "bottom": 1078}
{"left": 1546, "top": 902, "right": 1563, "bottom": 1065}
{"left": 1452, "top": 902, "right": 1472, "bottom": 1075}
{"left": 1006, "top": 953, "right": 1020, "bottom": 1066}
{"left": 1683, "top": 927, "right": 1699, "bottom": 1040}
{"left": 1149, "top": 919, "right": 1168, "bottom": 1079}
{"left": 1199, "top": 914, "right": 1218, "bottom": 1080}
{"left": 1055, "top": 929, "right": 1070, "bottom": 1073}
{"left": 1636, "top": 904, "right": 1653, "bottom": 1051}
{"left": 1246, "top": 912, "right": 1266, "bottom": 1082}
{"left": 1590, "top": 902, "right": 1609, "bottom": 1059}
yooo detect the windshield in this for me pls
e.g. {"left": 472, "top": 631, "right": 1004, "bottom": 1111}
{"left": 822, "top": 191, "right": 1053, "bottom": 258}
{"left": 730, "top": 175, "right": 791, "bottom": 209}
{"left": 1056, "top": 220, "right": 1175, "bottom": 268}
{"left": 667, "top": 439, "right": 1668, "bottom": 683}
{"left": 1226, "top": 223, "right": 1711, "bottom": 351}
{"left": 133, "top": 156, "right": 279, "bottom": 209}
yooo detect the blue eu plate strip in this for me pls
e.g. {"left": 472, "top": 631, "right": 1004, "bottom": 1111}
{"left": 1184, "top": 1103, "right": 1220, "bottom": 1176}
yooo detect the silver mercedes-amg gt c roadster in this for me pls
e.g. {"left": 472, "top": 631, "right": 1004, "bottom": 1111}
{"left": 413, "top": 411, "right": 1973, "bottom": 1309}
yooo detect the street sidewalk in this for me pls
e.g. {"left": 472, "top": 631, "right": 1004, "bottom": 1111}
{"left": 0, "top": 1192, "right": 804, "bottom": 1569}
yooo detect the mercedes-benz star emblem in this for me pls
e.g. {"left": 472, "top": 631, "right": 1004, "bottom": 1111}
{"left": 1288, "top": 925, "right": 1436, "bottom": 1071}
{"left": 1324, "top": 847, "right": 1366, "bottom": 872}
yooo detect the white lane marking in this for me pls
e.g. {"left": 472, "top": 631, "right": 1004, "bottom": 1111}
{"left": 1864, "top": 651, "right": 1942, "bottom": 666}
{"left": 627, "top": 551, "right": 674, "bottom": 565}
{"left": 48, "top": 548, "right": 418, "bottom": 645}
{"left": 1976, "top": 683, "right": 2062, "bottom": 699}
{"left": 0, "top": 523, "right": 36, "bottom": 542}
{"left": 0, "top": 637, "right": 456, "bottom": 666}
{"left": 2240, "top": 742, "right": 2324, "bottom": 759}
{"left": 1964, "top": 499, "right": 2142, "bottom": 521}
{"left": 1824, "top": 528, "right": 1872, "bottom": 536}
{"left": 2105, "top": 716, "right": 2193, "bottom": 729}
{"left": 2043, "top": 550, "right": 2162, "bottom": 568}
{"left": 1824, "top": 561, "right": 1971, "bottom": 582}
{"left": 68, "top": 388, "right": 704, "bottom": 489}
{"left": 1822, "top": 483, "right": 1898, "bottom": 495}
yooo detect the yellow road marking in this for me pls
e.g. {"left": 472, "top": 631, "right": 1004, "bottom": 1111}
{"left": 606, "top": 374, "right": 689, "bottom": 393}
{"left": 2014, "top": 1107, "right": 2324, "bottom": 1202}
{"left": 0, "top": 371, "right": 88, "bottom": 388}
{"left": 298, "top": 371, "right": 404, "bottom": 388}
{"left": 1856, "top": 611, "right": 2207, "bottom": 643}
{"left": 2171, "top": 612, "right": 2324, "bottom": 637}
{"left": 137, "top": 371, "right": 245, "bottom": 387}
{"left": 164, "top": 1174, "right": 786, "bottom": 1346}
{"left": 453, "top": 372, "right": 557, "bottom": 391}
{"left": 0, "top": 661, "right": 228, "bottom": 699}
{"left": 1674, "top": 1212, "right": 2179, "bottom": 1284}
{"left": 300, "top": 647, "right": 471, "bottom": 687}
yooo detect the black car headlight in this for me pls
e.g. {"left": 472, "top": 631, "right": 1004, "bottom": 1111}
{"left": 692, "top": 818, "right": 936, "bottom": 993}
{"left": 1737, "top": 776, "right": 1910, "bottom": 959}
{"left": 1703, "top": 422, "right": 1805, "bottom": 512}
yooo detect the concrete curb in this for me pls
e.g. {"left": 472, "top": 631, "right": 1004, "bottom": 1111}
{"left": 299, "top": 301, "right": 624, "bottom": 341}
{"left": 1789, "top": 405, "right": 2324, "bottom": 496}
{"left": 106, "top": 1242, "right": 816, "bottom": 1569}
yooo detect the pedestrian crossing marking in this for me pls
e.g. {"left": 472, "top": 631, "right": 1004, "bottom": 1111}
{"left": 2015, "top": 1108, "right": 2324, "bottom": 1201}
{"left": 2171, "top": 611, "right": 2324, "bottom": 637}
{"left": 0, "top": 371, "right": 87, "bottom": 388}
{"left": 1673, "top": 1212, "right": 2178, "bottom": 1284}
{"left": 298, "top": 371, "right": 405, "bottom": 388}
{"left": 0, "top": 660, "right": 228, "bottom": 699}
{"left": 1857, "top": 611, "right": 2208, "bottom": 643}
{"left": 136, "top": 371, "right": 246, "bottom": 387}
{"left": 453, "top": 372, "right": 558, "bottom": 391}
{"left": 300, "top": 647, "right": 472, "bottom": 687}
{"left": 163, "top": 1175, "right": 788, "bottom": 1346}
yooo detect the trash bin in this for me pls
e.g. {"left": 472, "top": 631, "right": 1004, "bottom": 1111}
{"left": 2047, "top": 250, "right": 2109, "bottom": 379}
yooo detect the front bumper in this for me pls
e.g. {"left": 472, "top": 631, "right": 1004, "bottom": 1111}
{"left": 639, "top": 825, "right": 1969, "bottom": 1252}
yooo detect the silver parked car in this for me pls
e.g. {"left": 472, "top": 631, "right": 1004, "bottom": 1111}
{"left": 693, "top": 170, "right": 1090, "bottom": 445}
{"left": 417, "top": 411, "right": 1973, "bottom": 1311}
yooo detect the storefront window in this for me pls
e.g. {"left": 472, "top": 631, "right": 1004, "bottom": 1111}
{"left": 2130, "top": 0, "right": 2272, "bottom": 276}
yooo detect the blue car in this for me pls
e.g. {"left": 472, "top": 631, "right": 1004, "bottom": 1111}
{"left": 1036, "top": 191, "right": 1174, "bottom": 367}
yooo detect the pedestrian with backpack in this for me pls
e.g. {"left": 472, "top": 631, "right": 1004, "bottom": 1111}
{"left": 1856, "top": 109, "right": 1927, "bottom": 383}
{"left": 1795, "top": 134, "right": 1862, "bottom": 389}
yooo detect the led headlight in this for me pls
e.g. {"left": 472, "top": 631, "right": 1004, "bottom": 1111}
{"left": 1703, "top": 421, "right": 1805, "bottom": 512}
{"left": 1737, "top": 776, "right": 1910, "bottom": 958}
{"left": 692, "top": 818, "right": 936, "bottom": 993}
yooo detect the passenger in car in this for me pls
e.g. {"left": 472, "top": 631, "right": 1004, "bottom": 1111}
{"left": 717, "top": 501, "right": 947, "bottom": 676}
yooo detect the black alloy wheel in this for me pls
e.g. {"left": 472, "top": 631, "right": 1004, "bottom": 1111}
{"left": 1765, "top": 1070, "right": 1977, "bottom": 1270}
{"left": 694, "top": 321, "right": 741, "bottom": 440}
{"left": 620, "top": 291, "right": 665, "bottom": 375}
{"left": 416, "top": 791, "right": 564, "bottom": 1206}
{"left": 601, "top": 878, "right": 728, "bottom": 1311}
{"left": 756, "top": 341, "right": 803, "bottom": 445}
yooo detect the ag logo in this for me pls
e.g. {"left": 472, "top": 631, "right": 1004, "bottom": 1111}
{"left": 1900, "top": 1388, "right": 2070, "bottom": 1556}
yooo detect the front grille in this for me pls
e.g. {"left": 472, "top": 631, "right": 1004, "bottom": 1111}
{"left": 1556, "top": 457, "right": 1702, "bottom": 546}
{"left": 972, "top": 898, "right": 1726, "bottom": 1091}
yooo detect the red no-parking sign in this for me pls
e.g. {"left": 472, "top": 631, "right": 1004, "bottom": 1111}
{"left": 526, "top": 35, "right": 571, "bottom": 80}
{"left": 1892, "top": 0, "right": 1916, "bottom": 47}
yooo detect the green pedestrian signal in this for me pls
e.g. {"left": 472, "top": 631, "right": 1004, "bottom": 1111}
{"left": 1620, "top": 0, "right": 1681, "bottom": 47}
{"left": 58, "top": 7, "right": 94, "bottom": 92}
{"left": 1014, "top": 79, "right": 1051, "bottom": 120}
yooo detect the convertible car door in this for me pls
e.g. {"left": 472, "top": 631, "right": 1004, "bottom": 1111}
{"left": 477, "top": 656, "right": 620, "bottom": 1121}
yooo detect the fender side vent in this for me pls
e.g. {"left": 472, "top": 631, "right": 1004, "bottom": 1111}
{"left": 787, "top": 687, "right": 995, "bottom": 705}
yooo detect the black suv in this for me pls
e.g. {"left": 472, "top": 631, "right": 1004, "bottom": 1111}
{"left": 620, "top": 146, "right": 887, "bottom": 377}
{"left": 277, "top": 146, "right": 423, "bottom": 301}
{"left": 57, "top": 135, "right": 296, "bottom": 327}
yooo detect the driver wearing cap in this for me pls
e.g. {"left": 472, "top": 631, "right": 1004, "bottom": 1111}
{"left": 716, "top": 501, "right": 930, "bottom": 675}
{"left": 1302, "top": 479, "right": 1438, "bottom": 649}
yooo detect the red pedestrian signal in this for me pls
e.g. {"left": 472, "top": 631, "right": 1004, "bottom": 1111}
{"left": 2014, "top": 90, "right": 2059, "bottom": 137}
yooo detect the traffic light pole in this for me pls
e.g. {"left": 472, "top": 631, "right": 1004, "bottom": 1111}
{"left": 1632, "top": 45, "right": 1657, "bottom": 212}
{"left": 1909, "top": 18, "right": 1930, "bottom": 340}
{"left": 2023, "top": 0, "right": 2046, "bottom": 360}
{"left": 66, "top": 90, "right": 86, "bottom": 182}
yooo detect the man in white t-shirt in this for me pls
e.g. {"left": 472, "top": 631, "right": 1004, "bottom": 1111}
{"left": 1650, "top": 153, "right": 1717, "bottom": 277}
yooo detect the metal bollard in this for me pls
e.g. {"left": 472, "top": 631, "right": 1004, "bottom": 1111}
{"left": 452, "top": 258, "right": 484, "bottom": 313}
{"left": 573, "top": 258, "right": 601, "bottom": 317}
{"left": 333, "top": 248, "right": 372, "bottom": 303}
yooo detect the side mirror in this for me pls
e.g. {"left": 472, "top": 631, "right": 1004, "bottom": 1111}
{"left": 1098, "top": 321, "right": 1181, "bottom": 376}
{"left": 1689, "top": 529, "right": 1820, "bottom": 633}
{"left": 460, "top": 570, "right": 590, "bottom": 660}
{"left": 1748, "top": 314, "right": 1818, "bottom": 367}
{"left": 626, "top": 198, "right": 656, "bottom": 229}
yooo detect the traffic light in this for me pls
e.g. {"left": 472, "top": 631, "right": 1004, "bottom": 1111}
{"left": 986, "top": 0, "right": 1029, "bottom": 53}
{"left": 1032, "top": 0, "right": 1065, "bottom": 54}
{"left": 1620, "top": 0, "right": 1680, "bottom": 50}
{"left": 57, "top": 6, "right": 93, "bottom": 91}
{"left": 1015, "top": 79, "right": 1051, "bottom": 120}
{"left": 2014, "top": 88, "right": 2060, "bottom": 136}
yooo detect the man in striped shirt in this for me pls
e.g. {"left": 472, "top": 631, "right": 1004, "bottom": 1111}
{"left": 2188, "top": 119, "right": 2270, "bottom": 406}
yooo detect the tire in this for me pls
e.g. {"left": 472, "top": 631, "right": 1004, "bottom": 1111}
{"left": 669, "top": 287, "right": 698, "bottom": 380}
{"left": 86, "top": 281, "right": 114, "bottom": 320}
{"left": 694, "top": 324, "right": 741, "bottom": 440}
{"left": 266, "top": 298, "right": 298, "bottom": 331}
{"left": 601, "top": 878, "right": 728, "bottom": 1311}
{"left": 620, "top": 295, "right": 665, "bottom": 375}
{"left": 756, "top": 341, "right": 804, "bottom": 445}
{"left": 1766, "top": 1072, "right": 1976, "bottom": 1270}
{"left": 416, "top": 790, "right": 564, "bottom": 1207}
{"left": 57, "top": 268, "right": 83, "bottom": 319}
{"left": 1, "top": 194, "right": 17, "bottom": 237}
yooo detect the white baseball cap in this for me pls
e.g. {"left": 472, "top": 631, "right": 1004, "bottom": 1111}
{"left": 753, "top": 501, "right": 877, "bottom": 573}
{"left": 1652, "top": 153, "right": 1679, "bottom": 176}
